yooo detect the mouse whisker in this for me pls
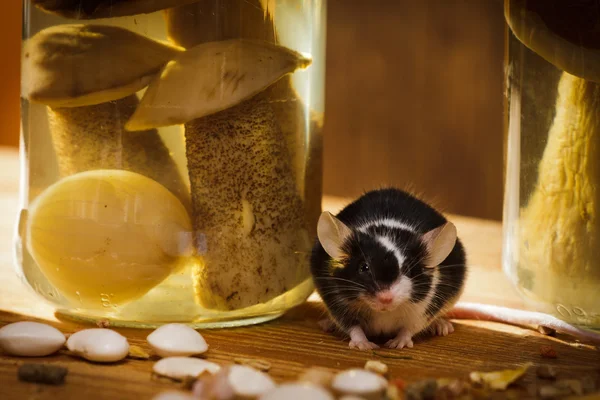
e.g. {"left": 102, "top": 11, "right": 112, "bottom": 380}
{"left": 314, "top": 277, "right": 367, "bottom": 288}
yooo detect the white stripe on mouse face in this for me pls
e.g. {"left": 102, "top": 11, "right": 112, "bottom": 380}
{"left": 358, "top": 218, "right": 415, "bottom": 233}
{"left": 374, "top": 235, "right": 405, "bottom": 270}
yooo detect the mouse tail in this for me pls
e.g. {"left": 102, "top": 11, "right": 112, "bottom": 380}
{"left": 447, "top": 302, "right": 600, "bottom": 345}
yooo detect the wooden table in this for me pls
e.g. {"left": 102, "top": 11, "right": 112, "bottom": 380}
{"left": 0, "top": 147, "right": 597, "bottom": 399}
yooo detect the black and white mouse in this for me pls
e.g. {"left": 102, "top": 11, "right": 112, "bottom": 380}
{"left": 310, "top": 188, "right": 600, "bottom": 350}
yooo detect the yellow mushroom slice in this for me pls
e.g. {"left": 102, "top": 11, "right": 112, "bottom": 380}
{"left": 26, "top": 170, "right": 193, "bottom": 309}
{"left": 505, "top": 1, "right": 600, "bottom": 312}
{"left": 22, "top": 24, "right": 190, "bottom": 210}
{"left": 126, "top": 37, "right": 312, "bottom": 310}
{"left": 31, "top": 0, "right": 201, "bottom": 20}
{"left": 505, "top": 0, "right": 600, "bottom": 83}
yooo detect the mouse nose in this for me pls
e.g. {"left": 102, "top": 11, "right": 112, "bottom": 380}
{"left": 376, "top": 292, "right": 394, "bottom": 305}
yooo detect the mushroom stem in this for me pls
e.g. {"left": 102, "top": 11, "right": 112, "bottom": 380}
{"left": 48, "top": 94, "right": 190, "bottom": 211}
{"left": 165, "top": 0, "right": 319, "bottom": 309}
{"left": 187, "top": 83, "right": 310, "bottom": 310}
{"left": 519, "top": 72, "right": 600, "bottom": 311}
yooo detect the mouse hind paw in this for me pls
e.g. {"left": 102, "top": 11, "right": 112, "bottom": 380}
{"left": 384, "top": 328, "right": 414, "bottom": 349}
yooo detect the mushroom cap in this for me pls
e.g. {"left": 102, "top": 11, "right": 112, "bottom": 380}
{"left": 505, "top": 0, "right": 600, "bottom": 82}
{"left": 125, "top": 38, "right": 312, "bottom": 131}
{"left": 32, "top": 0, "right": 201, "bottom": 20}
{"left": 22, "top": 24, "right": 183, "bottom": 108}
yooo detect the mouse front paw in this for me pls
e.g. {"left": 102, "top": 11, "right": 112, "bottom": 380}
{"left": 349, "top": 339, "right": 380, "bottom": 351}
{"left": 384, "top": 329, "right": 414, "bottom": 349}
{"left": 429, "top": 318, "right": 454, "bottom": 337}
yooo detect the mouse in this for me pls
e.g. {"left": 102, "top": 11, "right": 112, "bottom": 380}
{"left": 310, "top": 187, "right": 466, "bottom": 350}
{"left": 310, "top": 187, "right": 600, "bottom": 350}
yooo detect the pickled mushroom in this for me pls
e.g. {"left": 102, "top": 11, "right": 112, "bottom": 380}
{"left": 165, "top": 0, "right": 325, "bottom": 243}
{"left": 505, "top": 0, "right": 600, "bottom": 84}
{"left": 31, "top": 0, "right": 201, "bottom": 20}
{"left": 125, "top": 36, "right": 312, "bottom": 310}
{"left": 125, "top": 39, "right": 312, "bottom": 130}
{"left": 505, "top": 0, "right": 600, "bottom": 314}
{"left": 26, "top": 170, "right": 193, "bottom": 309}
{"left": 22, "top": 24, "right": 190, "bottom": 210}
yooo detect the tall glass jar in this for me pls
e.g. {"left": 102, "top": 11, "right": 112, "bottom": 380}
{"left": 503, "top": 0, "right": 600, "bottom": 329}
{"left": 16, "top": 0, "right": 326, "bottom": 328}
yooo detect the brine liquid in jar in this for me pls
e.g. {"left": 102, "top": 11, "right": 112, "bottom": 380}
{"left": 16, "top": 0, "right": 326, "bottom": 327}
{"left": 503, "top": 0, "right": 600, "bottom": 329}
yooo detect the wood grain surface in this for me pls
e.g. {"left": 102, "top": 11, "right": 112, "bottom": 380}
{"left": 323, "top": 0, "right": 506, "bottom": 221}
{"left": 0, "top": 147, "right": 598, "bottom": 400}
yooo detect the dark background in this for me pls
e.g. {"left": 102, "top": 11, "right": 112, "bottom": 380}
{"left": 0, "top": 0, "right": 506, "bottom": 220}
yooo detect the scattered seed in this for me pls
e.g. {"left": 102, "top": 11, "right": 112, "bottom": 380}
{"left": 469, "top": 363, "right": 532, "bottom": 390}
{"left": 153, "top": 357, "right": 220, "bottom": 381}
{"left": 0, "top": 322, "right": 66, "bottom": 357}
{"left": 67, "top": 329, "right": 129, "bottom": 363}
{"left": 540, "top": 345, "right": 557, "bottom": 359}
{"left": 536, "top": 366, "right": 557, "bottom": 380}
{"left": 332, "top": 369, "right": 388, "bottom": 399}
{"left": 364, "top": 360, "right": 388, "bottom": 376}
{"left": 18, "top": 363, "right": 68, "bottom": 385}
{"left": 234, "top": 357, "right": 272, "bottom": 372}
{"left": 128, "top": 345, "right": 151, "bottom": 360}
{"left": 147, "top": 324, "right": 208, "bottom": 358}
{"left": 229, "top": 364, "right": 276, "bottom": 398}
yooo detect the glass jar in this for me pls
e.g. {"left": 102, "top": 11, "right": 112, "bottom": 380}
{"left": 503, "top": 0, "right": 600, "bottom": 329}
{"left": 16, "top": 0, "right": 326, "bottom": 328}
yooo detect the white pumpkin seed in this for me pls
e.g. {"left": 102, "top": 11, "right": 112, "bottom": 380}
{"left": 66, "top": 328, "right": 129, "bottom": 362}
{"left": 260, "top": 383, "right": 334, "bottom": 400}
{"left": 332, "top": 369, "right": 388, "bottom": 400}
{"left": 153, "top": 357, "right": 221, "bottom": 381}
{"left": 228, "top": 364, "right": 276, "bottom": 398}
{"left": 0, "top": 322, "right": 66, "bottom": 357}
{"left": 147, "top": 323, "right": 208, "bottom": 357}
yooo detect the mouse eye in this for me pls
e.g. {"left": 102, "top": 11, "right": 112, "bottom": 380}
{"left": 359, "top": 262, "right": 370, "bottom": 274}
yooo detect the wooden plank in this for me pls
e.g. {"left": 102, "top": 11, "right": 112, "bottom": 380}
{"left": 0, "top": 147, "right": 598, "bottom": 400}
{"left": 323, "top": 0, "right": 505, "bottom": 220}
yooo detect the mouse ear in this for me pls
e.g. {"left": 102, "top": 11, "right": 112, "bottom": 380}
{"left": 317, "top": 211, "right": 353, "bottom": 260}
{"left": 421, "top": 221, "right": 457, "bottom": 267}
